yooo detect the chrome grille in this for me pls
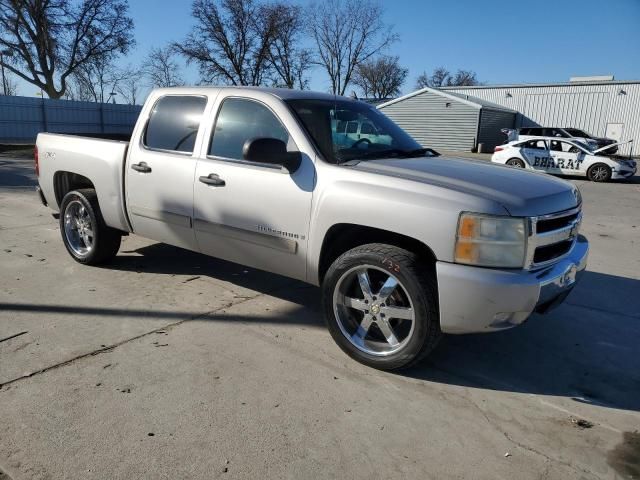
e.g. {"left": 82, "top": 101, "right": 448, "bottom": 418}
{"left": 525, "top": 206, "right": 582, "bottom": 269}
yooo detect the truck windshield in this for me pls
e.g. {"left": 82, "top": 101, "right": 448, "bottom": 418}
{"left": 286, "top": 98, "right": 425, "bottom": 163}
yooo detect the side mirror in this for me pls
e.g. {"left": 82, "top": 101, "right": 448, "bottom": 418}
{"left": 242, "top": 137, "right": 301, "bottom": 173}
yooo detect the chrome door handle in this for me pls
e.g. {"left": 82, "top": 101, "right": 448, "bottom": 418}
{"left": 199, "top": 174, "right": 226, "bottom": 187}
{"left": 131, "top": 162, "right": 152, "bottom": 173}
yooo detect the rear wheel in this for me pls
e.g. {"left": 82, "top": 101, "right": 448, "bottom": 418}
{"left": 60, "top": 189, "right": 121, "bottom": 265}
{"left": 506, "top": 158, "right": 525, "bottom": 168}
{"left": 322, "top": 243, "right": 442, "bottom": 370}
{"left": 587, "top": 163, "right": 611, "bottom": 182}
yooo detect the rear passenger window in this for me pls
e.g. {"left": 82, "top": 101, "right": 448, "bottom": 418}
{"left": 209, "top": 98, "right": 290, "bottom": 160}
{"left": 525, "top": 140, "right": 547, "bottom": 150}
{"left": 144, "top": 96, "right": 207, "bottom": 153}
{"left": 346, "top": 122, "right": 358, "bottom": 134}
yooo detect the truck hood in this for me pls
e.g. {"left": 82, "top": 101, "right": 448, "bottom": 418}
{"left": 352, "top": 156, "right": 580, "bottom": 217}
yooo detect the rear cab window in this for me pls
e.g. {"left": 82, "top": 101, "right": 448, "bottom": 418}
{"left": 143, "top": 95, "right": 208, "bottom": 154}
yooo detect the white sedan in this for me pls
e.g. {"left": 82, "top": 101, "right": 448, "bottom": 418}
{"left": 492, "top": 138, "right": 637, "bottom": 182}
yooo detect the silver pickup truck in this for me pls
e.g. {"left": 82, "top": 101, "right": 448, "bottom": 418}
{"left": 35, "top": 87, "right": 589, "bottom": 370}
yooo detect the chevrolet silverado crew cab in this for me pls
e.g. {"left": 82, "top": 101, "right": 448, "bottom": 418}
{"left": 35, "top": 87, "right": 589, "bottom": 370}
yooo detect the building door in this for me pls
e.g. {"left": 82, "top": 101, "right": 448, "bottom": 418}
{"left": 605, "top": 123, "right": 624, "bottom": 142}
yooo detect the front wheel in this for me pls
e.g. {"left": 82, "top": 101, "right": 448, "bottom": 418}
{"left": 60, "top": 189, "right": 121, "bottom": 265}
{"left": 587, "top": 163, "right": 611, "bottom": 182}
{"left": 322, "top": 243, "right": 442, "bottom": 370}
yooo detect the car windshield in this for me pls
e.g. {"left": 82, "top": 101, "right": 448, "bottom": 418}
{"left": 572, "top": 140, "right": 592, "bottom": 151}
{"left": 564, "top": 128, "right": 591, "bottom": 138}
{"left": 286, "top": 98, "right": 427, "bottom": 163}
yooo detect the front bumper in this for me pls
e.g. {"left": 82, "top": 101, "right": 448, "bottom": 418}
{"left": 612, "top": 166, "right": 637, "bottom": 179}
{"left": 436, "top": 235, "right": 589, "bottom": 334}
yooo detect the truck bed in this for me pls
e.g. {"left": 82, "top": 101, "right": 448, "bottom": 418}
{"left": 36, "top": 133, "right": 132, "bottom": 232}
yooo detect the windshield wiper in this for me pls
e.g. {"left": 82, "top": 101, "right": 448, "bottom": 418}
{"left": 343, "top": 148, "right": 429, "bottom": 162}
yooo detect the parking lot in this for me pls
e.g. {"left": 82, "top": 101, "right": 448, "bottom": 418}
{"left": 1, "top": 151, "right": 639, "bottom": 479}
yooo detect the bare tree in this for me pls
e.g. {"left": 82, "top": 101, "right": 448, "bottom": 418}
{"left": 352, "top": 56, "right": 407, "bottom": 99}
{"left": 116, "top": 66, "right": 144, "bottom": 105}
{"left": 267, "top": 2, "right": 310, "bottom": 89}
{"left": 308, "top": 0, "right": 397, "bottom": 96}
{"left": 415, "top": 67, "right": 480, "bottom": 89}
{"left": 70, "top": 56, "right": 118, "bottom": 102}
{"left": 175, "top": 0, "right": 280, "bottom": 86}
{"left": 4, "top": 72, "right": 16, "bottom": 94}
{"left": 0, "top": 0, "right": 134, "bottom": 99}
{"left": 142, "top": 46, "right": 184, "bottom": 88}
{"left": 415, "top": 71, "right": 429, "bottom": 90}
{"left": 430, "top": 67, "right": 451, "bottom": 87}
{"left": 64, "top": 57, "right": 139, "bottom": 103}
{"left": 1, "top": 66, "right": 17, "bottom": 95}
{"left": 450, "top": 69, "right": 479, "bottom": 86}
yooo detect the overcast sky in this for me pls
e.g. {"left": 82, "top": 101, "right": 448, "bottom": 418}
{"left": 10, "top": 0, "right": 640, "bottom": 101}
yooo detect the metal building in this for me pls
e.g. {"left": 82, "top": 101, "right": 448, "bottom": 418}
{"left": 377, "top": 86, "right": 517, "bottom": 152}
{"left": 443, "top": 79, "right": 640, "bottom": 155}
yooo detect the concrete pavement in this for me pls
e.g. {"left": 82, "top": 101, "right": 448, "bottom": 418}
{"left": 1, "top": 152, "right": 639, "bottom": 479}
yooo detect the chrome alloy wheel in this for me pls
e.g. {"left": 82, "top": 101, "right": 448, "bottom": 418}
{"left": 590, "top": 165, "right": 609, "bottom": 181}
{"left": 63, "top": 199, "right": 94, "bottom": 257}
{"left": 506, "top": 159, "right": 524, "bottom": 168}
{"left": 333, "top": 265, "right": 416, "bottom": 356}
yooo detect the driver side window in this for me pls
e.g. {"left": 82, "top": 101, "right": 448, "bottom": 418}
{"left": 209, "top": 98, "right": 291, "bottom": 161}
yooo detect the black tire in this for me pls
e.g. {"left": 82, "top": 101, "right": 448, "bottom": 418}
{"left": 322, "top": 243, "right": 442, "bottom": 371}
{"left": 506, "top": 158, "right": 526, "bottom": 168}
{"left": 59, "top": 189, "right": 121, "bottom": 265}
{"left": 587, "top": 163, "right": 612, "bottom": 182}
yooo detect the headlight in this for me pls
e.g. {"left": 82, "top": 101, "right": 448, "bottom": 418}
{"left": 454, "top": 213, "right": 527, "bottom": 268}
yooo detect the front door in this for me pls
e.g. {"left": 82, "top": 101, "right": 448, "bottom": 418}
{"left": 548, "top": 140, "right": 586, "bottom": 175}
{"left": 125, "top": 94, "right": 208, "bottom": 251}
{"left": 193, "top": 94, "right": 315, "bottom": 281}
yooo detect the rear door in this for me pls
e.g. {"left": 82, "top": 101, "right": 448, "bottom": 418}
{"left": 520, "top": 139, "right": 551, "bottom": 168}
{"left": 125, "top": 94, "right": 209, "bottom": 250}
{"left": 192, "top": 93, "right": 315, "bottom": 281}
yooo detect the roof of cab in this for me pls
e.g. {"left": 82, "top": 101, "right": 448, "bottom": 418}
{"left": 150, "top": 85, "right": 352, "bottom": 102}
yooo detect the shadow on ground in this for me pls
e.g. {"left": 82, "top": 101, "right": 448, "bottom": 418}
{"left": 406, "top": 270, "right": 640, "bottom": 412}
{"left": 0, "top": 158, "right": 37, "bottom": 188}
{"left": 3, "top": 241, "right": 639, "bottom": 412}
{"left": 108, "top": 246, "right": 640, "bottom": 413}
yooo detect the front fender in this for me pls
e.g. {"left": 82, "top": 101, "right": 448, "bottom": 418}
{"left": 306, "top": 169, "right": 507, "bottom": 284}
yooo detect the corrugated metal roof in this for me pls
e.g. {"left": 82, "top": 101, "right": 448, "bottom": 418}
{"left": 377, "top": 86, "right": 516, "bottom": 113}
{"left": 441, "top": 79, "right": 640, "bottom": 90}
{"left": 443, "top": 90, "right": 518, "bottom": 112}
{"left": 444, "top": 83, "right": 640, "bottom": 156}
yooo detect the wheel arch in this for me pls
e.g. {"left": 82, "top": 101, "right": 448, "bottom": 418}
{"left": 317, "top": 223, "right": 437, "bottom": 285}
{"left": 53, "top": 171, "right": 96, "bottom": 208}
